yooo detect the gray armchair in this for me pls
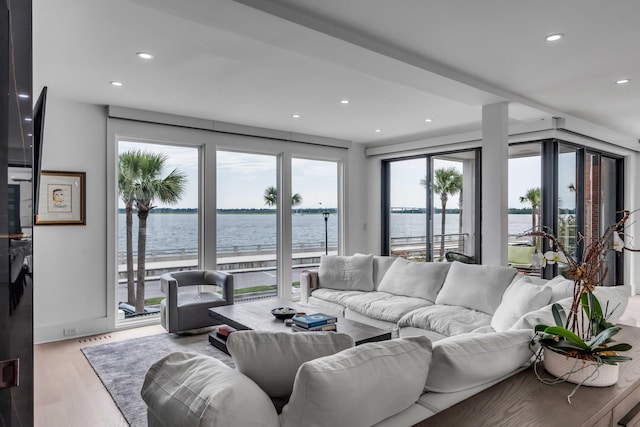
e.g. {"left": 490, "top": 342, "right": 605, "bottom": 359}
{"left": 159, "top": 270, "right": 234, "bottom": 333}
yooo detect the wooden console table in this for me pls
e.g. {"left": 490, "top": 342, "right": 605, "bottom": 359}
{"left": 415, "top": 325, "right": 640, "bottom": 427}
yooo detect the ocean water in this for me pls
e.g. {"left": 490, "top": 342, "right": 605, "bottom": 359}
{"left": 117, "top": 213, "right": 533, "bottom": 256}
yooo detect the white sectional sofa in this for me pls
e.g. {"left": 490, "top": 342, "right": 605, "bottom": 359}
{"left": 141, "top": 254, "right": 629, "bottom": 427}
{"left": 303, "top": 255, "right": 541, "bottom": 339}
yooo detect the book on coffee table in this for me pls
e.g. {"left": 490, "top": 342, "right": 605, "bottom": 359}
{"left": 292, "top": 313, "right": 337, "bottom": 329}
{"left": 291, "top": 323, "right": 337, "bottom": 333}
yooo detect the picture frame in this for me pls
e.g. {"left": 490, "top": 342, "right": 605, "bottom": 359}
{"left": 35, "top": 170, "right": 86, "bottom": 225}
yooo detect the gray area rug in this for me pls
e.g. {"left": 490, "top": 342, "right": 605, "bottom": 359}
{"left": 82, "top": 332, "right": 234, "bottom": 427}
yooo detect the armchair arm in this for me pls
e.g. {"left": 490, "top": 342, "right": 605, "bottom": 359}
{"left": 204, "top": 270, "right": 234, "bottom": 305}
{"left": 299, "top": 269, "right": 319, "bottom": 304}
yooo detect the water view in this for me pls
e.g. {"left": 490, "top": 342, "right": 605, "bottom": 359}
{"left": 118, "top": 212, "right": 535, "bottom": 259}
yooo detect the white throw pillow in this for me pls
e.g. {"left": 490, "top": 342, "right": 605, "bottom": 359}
{"left": 226, "top": 331, "right": 354, "bottom": 402}
{"left": 377, "top": 258, "right": 450, "bottom": 302}
{"left": 280, "top": 337, "right": 432, "bottom": 427}
{"left": 141, "top": 352, "right": 279, "bottom": 427}
{"left": 491, "top": 276, "right": 552, "bottom": 332}
{"left": 435, "top": 261, "right": 517, "bottom": 314}
{"left": 546, "top": 275, "right": 575, "bottom": 302}
{"left": 318, "top": 254, "right": 374, "bottom": 291}
{"left": 510, "top": 285, "right": 630, "bottom": 330}
{"left": 425, "top": 330, "right": 533, "bottom": 393}
{"left": 593, "top": 285, "right": 629, "bottom": 323}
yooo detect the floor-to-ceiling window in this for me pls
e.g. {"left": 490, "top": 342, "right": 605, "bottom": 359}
{"left": 216, "top": 151, "right": 278, "bottom": 300}
{"left": 116, "top": 140, "right": 199, "bottom": 324}
{"left": 506, "top": 139, "right": 624, "bottom": 281}
{"left": 382, "top": 149, "right": 479, "bottom": 261}
{"left": 109, "top": 117, "right": 348, "bottom": 322}
{"left": 291, "top": 158, "right": 339, "bottom": 299}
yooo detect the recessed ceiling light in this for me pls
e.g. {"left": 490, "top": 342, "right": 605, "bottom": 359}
{"left": 18, "top": 93, "right": 29, "bottom": 99}
{"left": 136, "top": 52, "right": 154, "bottom": 60}
{"left": 424, "top": 118, "right": 433, "bottom": 123}
{"left": 374, "top": 129, "right": 382, "bottom": 133}
{"left": 615, "top": 79, "right": 631, "bottom": 85}
{"left": 24, "top": 117, "right": 32, "bottom": 122}
{"left": 292, "top": 114, "right": 301, "bottom": 118}
{"left": 27, "top": 133, "right": 32, "bottom": 137}
{"left": 110, "top": 81, "right": 123, "bottom": 87}
{"left": 545, "top": 33, "right": 564, "bottom": 42}
{"left": 340, "top": 99, "right": 350, "bottom": 104}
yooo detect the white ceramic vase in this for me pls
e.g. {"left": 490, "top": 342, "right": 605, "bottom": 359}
{"left": 544, "top": 348, "right": 619, "bottom": 387}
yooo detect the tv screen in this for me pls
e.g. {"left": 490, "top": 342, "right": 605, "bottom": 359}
{"left": 33, "top": 86, "right": 47, "bottom": 217}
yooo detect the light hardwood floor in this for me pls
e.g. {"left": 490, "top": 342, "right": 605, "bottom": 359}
{"left": 34, "top": 297, "right": 640, "bottom": 427}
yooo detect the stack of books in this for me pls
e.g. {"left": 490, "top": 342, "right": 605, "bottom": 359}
{"left": 291, "top": 313, "right": 338, "bottom": 332}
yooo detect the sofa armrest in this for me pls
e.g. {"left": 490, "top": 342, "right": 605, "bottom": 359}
{"left": 205, "top": 270, "right": 234, "bottom": 305}
{"left": 299, "top": 269, "right": 319, "bottom": 304}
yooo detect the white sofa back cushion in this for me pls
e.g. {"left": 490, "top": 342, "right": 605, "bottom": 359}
{"left": 377, "top": 258, "right": 450, "bottom": 302}
{"left": 546, "top": 275, "right": 575, "bottom": 302}
{"left": 435, "top": 261, "right": 517, "bottom": 315}
{"left": 509, "top": 285, "right": 629, "bottom": 330}
{"left": 226, "top": 331, "right": 354, "bottom": 403}
{"left": 141, "top": 352, "right": 279, "bottom": 427}
{"left": 373, "top": 256, "right": 396, "bottom": 290}
{"left": 425, "top": 330, "right": 532, "bottom": 393}
{"left": 318, "top": 254, "right": 374, "bottom": 292}
{"left": 280, "top": 337, "right": 432, "bottom": 427}
{"left": 491, "top": 276, "right": 552, "bottom": 332}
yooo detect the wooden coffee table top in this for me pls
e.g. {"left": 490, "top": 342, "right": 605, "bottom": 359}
{"left": 208, "top": 297, "right": 391, "bottom": 349}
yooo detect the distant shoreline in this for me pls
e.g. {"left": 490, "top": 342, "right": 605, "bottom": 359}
{"left": 118, "top": 207, "right": 575, "bottom": 215}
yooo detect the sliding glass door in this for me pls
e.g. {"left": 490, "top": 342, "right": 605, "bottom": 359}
{"left": 383, "top": 149, "right": 479, "bottom": 262}
{"left": 216, "top": 151, "right": 278, "bottom": 300}
{"left": 116, "top": 140, "right": 199, "bottom": 324}
{"left": 291, "top": 158, "right": 339, "bottom": 299}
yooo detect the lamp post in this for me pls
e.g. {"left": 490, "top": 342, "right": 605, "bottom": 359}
{"left": 323, "top": 211, "right": 330, "bottom": 255}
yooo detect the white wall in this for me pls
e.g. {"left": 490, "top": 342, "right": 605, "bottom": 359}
{"left": 33, "top": 97, "right": 371, "bottom": 343}
{"left": 34, "top": 98, "right": 109, "bottom": 342}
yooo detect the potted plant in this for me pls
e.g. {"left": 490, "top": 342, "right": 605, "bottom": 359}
{"left": 527, "top": 209, "right": 639, "bottom": 403}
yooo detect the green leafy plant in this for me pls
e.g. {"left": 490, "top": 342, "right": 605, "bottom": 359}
{"left": 534, "top": 294, "right": 632, "bottom": 366}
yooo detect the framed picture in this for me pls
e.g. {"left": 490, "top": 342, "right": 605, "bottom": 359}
{"left": 35, "top": 171, "right": 86, "bottom": 225}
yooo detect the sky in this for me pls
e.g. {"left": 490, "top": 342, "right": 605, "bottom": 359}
{"left": 119, "top": 141, "right": 575, "bottom": 210}
{"left": 119, "top": 141, "right": 337, "bottom": 209}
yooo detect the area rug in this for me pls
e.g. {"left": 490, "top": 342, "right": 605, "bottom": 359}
{"left": 82, "top": 332, "right": 234, "bottom": 427}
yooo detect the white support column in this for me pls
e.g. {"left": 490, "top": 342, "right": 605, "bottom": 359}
{"left": 481, "top": 103, "right": 509, "bottom": 266}
{"left": 278, "top": 153, "right": 293, "bottom": 300}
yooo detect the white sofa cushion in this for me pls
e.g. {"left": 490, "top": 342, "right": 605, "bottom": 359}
{"left": 373, "top": 256, "right": 396, "bottom": 290}
{"left": 226, "top": 331, "right": 354, "bottom": 402}
{"left": 310, "top": 288, "right": 366, "bottom": 306}
{"left": 546, "top": 275, "right": 575, "bottom": 302}
{"left": 491, "top": 276, "right": 552, "bottom": 332}
{"left": 435, "top": 261, "right": 517, "bottom": 315}
{"left": 425, "top": 330, "right": 532, "bottom": 393}
{"left": 280, "top": 337, "right": 432, "bottom": 427}
{"left": 377, "top": 258, "right": 450, "bottom": 302}
{"left": 398, "top": 305, "right": 492, "bottom": 337}
{"left": 318, "top": 254, "right": 374, "bottom": 292}
{"left": 344, "top": 291, "right": 433, "bottom": 323}
{"left": 509, "top": 285, "right": 629, "bottom": 330}
{"left": 141, "top": 352, "right": 279, "bottom": 427}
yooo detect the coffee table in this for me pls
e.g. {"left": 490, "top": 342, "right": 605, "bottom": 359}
{"left": 208, "top": 297, "right": 392, "bottom": 354}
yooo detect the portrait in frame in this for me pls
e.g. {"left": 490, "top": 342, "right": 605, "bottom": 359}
{"left": 35, "top": 171, "right": 86, "bottom": 225}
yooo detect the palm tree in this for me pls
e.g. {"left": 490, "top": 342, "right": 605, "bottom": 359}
{"left": 422, "top": 167, "right": 462, "bottom": 260}
{"left": 131, "top": 152, "right": 187, "bottom": 313}
{"left": 118, "top": 151, "right": 142, "bottom": 305}
{"left": 519, "top": 187, "right": 541, "bottom": 230}
{"left": 263, "top": 185, "right": 303, "bottom": 207}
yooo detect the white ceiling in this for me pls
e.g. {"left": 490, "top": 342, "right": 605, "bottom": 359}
{"left": 33, "top": 0, "right": 640, "bottom": 148}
